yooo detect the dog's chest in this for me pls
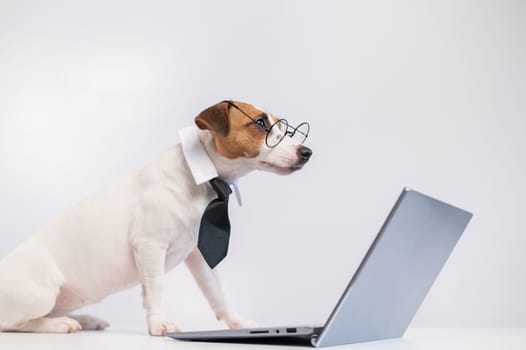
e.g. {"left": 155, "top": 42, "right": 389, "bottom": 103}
{"left": 163, "top": 187, "right": 213, "bottom": 269}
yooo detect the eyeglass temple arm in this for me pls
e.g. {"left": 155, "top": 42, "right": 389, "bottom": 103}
{"left": 223, "top": 100, "right": 309, "bottom": 138}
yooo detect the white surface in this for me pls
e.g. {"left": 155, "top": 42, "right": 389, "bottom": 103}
{"left": 0, "top": 328, "right": 524, "bottom": 350}
{"left": 1, "top": 0, "right": 525, "bottom": 329}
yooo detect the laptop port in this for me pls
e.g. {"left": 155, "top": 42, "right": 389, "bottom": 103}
{"left": 249, "top": 330, "right": 269, "bottom": 334}
{"left": 286, "top": 328, "right": 297, "bottom": 333}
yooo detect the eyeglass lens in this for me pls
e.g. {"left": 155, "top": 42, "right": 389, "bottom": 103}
{"left": 266, "top": 119, "right": 309, "bottom": 147}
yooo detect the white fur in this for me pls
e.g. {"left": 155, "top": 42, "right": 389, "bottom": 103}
{"left": 0, "top": 121, "right": 306, "bottom": 335}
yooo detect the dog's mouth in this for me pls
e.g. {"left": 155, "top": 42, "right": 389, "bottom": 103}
{"left": 290, "top": 163, "right": 305, "bottom": 171}
{"left": 259, "top": 161, "right": 305, "bottom": 174}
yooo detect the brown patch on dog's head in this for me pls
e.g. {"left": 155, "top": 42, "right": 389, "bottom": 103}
{"left": 195, "top": 100, "right": 270, "bottom": 159}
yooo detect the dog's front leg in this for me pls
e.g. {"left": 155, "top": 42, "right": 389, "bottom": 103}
{"left": 133, "top": 241, "right": 180, "bottom": 336}
{"left": 185, "top": 248, "right": 256, "bottom": 329}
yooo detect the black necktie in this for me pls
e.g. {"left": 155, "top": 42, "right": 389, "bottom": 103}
{"left": 198, "top": 178, "right": 232, "bottom": 269}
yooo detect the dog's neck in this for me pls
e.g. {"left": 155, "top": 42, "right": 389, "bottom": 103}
{"left": 197, "top": 129, "right": 255, "bottom": 183}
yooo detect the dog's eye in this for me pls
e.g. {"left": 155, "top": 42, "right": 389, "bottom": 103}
{"left": 255, "top": 118, "right": 266, "bottom": 129}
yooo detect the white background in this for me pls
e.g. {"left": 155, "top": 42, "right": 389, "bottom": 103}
{"left": 1, "top": 0, "right": 525, "bottom": 331}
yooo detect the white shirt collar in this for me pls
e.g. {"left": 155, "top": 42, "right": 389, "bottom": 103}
{"left": 179, "top": 127, "right": 242, "bottom": 206}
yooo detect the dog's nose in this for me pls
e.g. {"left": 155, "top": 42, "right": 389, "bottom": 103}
{"left": 297, "top": 146, "right": 312, "bottom": 161}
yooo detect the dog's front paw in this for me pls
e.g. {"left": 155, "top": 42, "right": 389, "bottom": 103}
{"left": 147, "top": 315, "right": 181, "bottom": 336}
{"left": 226, "top": 318, "right": 257, "bottom": 329}
{"left": 219, "top": 312, "right": 257, "bottom": 329}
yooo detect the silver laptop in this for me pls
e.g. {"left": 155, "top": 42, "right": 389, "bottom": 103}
{"left": 168, "top": 187, "right": 473, "bottom": 347}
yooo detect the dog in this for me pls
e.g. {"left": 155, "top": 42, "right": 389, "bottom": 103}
{"left": 0, "top": 100, "right": 312, "bottom": 335}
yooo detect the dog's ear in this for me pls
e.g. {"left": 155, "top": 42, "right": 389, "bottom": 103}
{"left": 195, "top": 101, "right": 230, "bottom": 137}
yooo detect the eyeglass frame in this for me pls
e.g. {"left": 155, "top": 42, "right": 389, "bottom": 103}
{"left": 221, "top": 100, "right": 310, "bottom": 148}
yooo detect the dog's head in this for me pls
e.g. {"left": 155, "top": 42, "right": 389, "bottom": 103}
{"left": 195, "top": 100, "right": 312, "bottom": 176}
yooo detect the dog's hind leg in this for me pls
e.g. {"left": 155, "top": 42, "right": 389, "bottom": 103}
{"left": 0, "top": 278, "right": 82, "bottom": 333}
{"left": 7, "top": 316, "right": 82, "bottom": 333}
{"left": 0, "top": 244, "right": 78, "bottom": 333}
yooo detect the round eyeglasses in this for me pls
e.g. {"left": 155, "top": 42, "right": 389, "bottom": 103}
{"left": 266, "top": 119, "right": 310, "bottom": 148}
{"left": 222, "top": 100, "right": 310, "bottom": 148}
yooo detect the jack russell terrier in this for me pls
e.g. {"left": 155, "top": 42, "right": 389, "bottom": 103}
{"left": 0, "top": 100, "right": 312, "bottom": 336}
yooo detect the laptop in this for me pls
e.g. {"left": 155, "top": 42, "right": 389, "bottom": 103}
{"left": 168, "top": 187, "right": 473, "bottom": 347}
